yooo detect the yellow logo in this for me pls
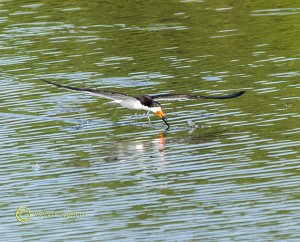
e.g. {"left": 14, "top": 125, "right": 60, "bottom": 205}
{"left": 16, "top": 206, "right": 31, "bottom": 223}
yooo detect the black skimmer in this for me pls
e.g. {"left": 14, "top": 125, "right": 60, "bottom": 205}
{"left": 39, "top": 78, "right": 245, "bottom": 130}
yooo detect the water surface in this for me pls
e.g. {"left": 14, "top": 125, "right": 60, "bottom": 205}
{"left": 0, "top": 0, "right": 299, "bottom": 241}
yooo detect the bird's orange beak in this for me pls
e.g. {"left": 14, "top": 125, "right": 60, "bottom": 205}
{"left": 156, "top": 110, "right": 165, "bottom": 119}
{"left": 157, "top": 110, "right": 170, "bottom": 130}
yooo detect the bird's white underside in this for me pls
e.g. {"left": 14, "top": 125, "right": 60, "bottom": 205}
{"left": 117, "top": 99, "right": 161, "bottom": 113}
{"left": 88, "top": 92, "right": 161, "bottom": 113}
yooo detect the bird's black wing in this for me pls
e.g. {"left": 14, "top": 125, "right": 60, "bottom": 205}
{"left": 150, "top": 91, "right": 245, "bottom": 101}
{"left": 39, "top": 78, "right": 137, "bottom": 102}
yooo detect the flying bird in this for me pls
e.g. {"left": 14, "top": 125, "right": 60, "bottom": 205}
{"left": 39, "top": 78, "right": 245, "bottom": 130}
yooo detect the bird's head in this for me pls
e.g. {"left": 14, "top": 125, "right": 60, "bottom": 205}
{"left": 138, "top": 96, "right": 170, "bottom": 130}
{"left": 145, "top": 100, "right": 164, "bottom": 118}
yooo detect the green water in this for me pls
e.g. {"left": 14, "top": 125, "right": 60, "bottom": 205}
{"left": 0, "top": 0, "right": 299, "bottom": 241}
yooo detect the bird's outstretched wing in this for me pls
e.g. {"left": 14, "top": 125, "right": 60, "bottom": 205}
{"left": 39, "top": 78, "right": 138, "bottom": 102}
{"left": 150, "top": 91, "right": 245, "bottom": 101}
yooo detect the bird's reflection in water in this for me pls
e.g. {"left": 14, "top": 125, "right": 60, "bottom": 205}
{"left": 104, "top": 131, "right": 167, "bottom": 175}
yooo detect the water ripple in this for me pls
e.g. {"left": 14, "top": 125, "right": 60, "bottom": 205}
{"left": 252, "top": 8, "right": 300, "bottom": 16}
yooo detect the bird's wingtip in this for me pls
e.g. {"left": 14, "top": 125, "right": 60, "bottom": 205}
{"left": 234, "top": 91, "right": 246, "bottom": 98}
